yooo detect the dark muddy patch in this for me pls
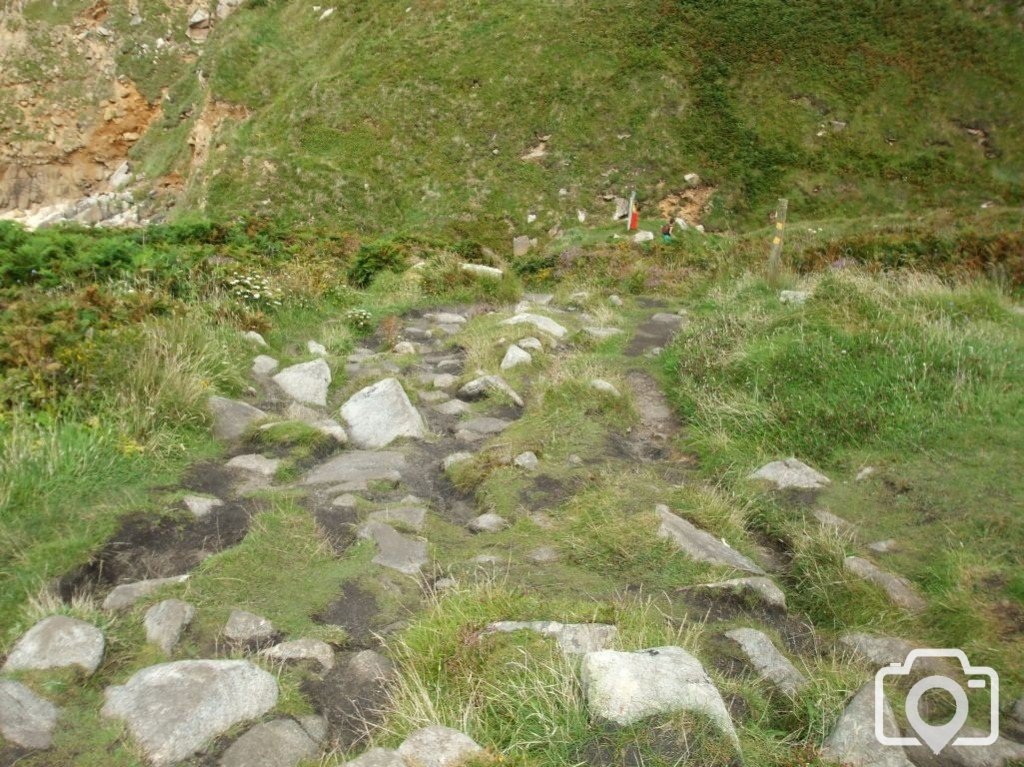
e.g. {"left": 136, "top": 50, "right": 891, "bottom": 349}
{"left": 314, "top": 581, "right": 383, "bottom": 648}
{"left": 57, "top": 495, "right": 259, "bottom": 602}
{"left": 0, "top": 746, "right": 28, "bottom": 767}
{"left": 575, "top": 719, "right": 741, "bottom": 767}
{"left": 399, "top": 438, "right": 477, "bottom": 523}
{"left": 518, "top": 473, "right": 580, "bottom": 512}
{"left": 305, "top": 496, "right": 359, "bottom": 554}
{"left": 625, "top": 316, "right": 681, "bottom": 357}
{"left": 301, "top": 651, "right": 392, "bottom": 749}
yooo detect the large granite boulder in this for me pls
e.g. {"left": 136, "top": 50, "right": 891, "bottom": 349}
{"left": 273, "top": 359, "right": 332, "bottom": 406}
{"left": 340, "top": 378, "right": 427, "bottom": 449}
{"left": 209, "top": 396, "right": 267, "bottom": 440}
{"left": 2, "top": 616, "right": 104, "bottom": 675}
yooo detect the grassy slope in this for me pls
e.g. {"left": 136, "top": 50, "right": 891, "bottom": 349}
{"left": 111, "top": 0, "right": 1024, "bottom": 237}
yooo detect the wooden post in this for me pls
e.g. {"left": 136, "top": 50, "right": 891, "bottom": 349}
{"left": 768, "top": 198, "right": 788, "bottom": 273}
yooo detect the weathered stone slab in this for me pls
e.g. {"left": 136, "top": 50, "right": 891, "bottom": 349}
{"left": 358, "top": 522, "right": 427, "bottom": 575}
{"left": 302, "top": 450, "right": 406, "bottom": 486}
{"left": 340, "top": 378, "right": 427, "bottom": 449}
{"left": 209, "top": 396, "right": 267, "bottom": 441}
{"left": 397, "top": 725, "right": 483, "bottom": 767}
{"left": 0, "top": 679, "right": 58, "bottom": 749}
{"left": 501, "top": 344, "right": 532, "bottom": 370}
{"left": 458, "top": 375, "right": 524, "bottom": 407}
{"left": 3, "top": 616, "right": 104, "bottom": 675}
{"left": 500, "top": 313, "right": 568, "bottom": 339}
{"left": 822, "top": 683, "right": 913, "bottom": 767}
{"left": 220, "top": 719, "right": 319, "bottom": 767}
{"left": 145, "top": 599, "right": 196, "bottom": 654}
{"left": 724, "top": 627, "right": 807, "bottom": 696}
{"left": 104, "top": 575, "right": 188, "bottom": 611}
{"left": 273, "top": 359, "right": 332, "bottom": 407}
{"left": 262, "top": 639, "right": 335, "bottom": 671}
{"left": 485, "top": 621, "right": 617, "bottom": 656}
{"left": 368, "top": 506, "right": 427, "bottom": 532}
{"left": 656, "top": 505, "right": 765, "bottom": 575}
{"left": 183, "top": 495, "right": 223, "bottom": 517}
{"left": 690, "top": 577, "right": 787, "bottom": 609}
{"left": 224, "top": 610, "right": 276, "bottom": 645}
{"left": 749, "top": 458, "right": 830, "bottom": 490}
{"left": 844, "top": 556, "right": 927, "bottom": 613}
{"left": 226, "top": 454, "right": 280, "bottom": 477}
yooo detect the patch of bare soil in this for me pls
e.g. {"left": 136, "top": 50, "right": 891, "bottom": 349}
{"left": 624, "top": 316, "right": 680, "bottom": 357}
{"left": 300, "top": 651, "right": 392, "bottom": 749}
{"left": 313, "top": 581, "right": 384, "bottom": 648}
{"left": 657, "top": 185, "right": 716, "bottom": 225}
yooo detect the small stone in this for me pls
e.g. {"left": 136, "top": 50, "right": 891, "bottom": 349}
{"left": 262, "top": 638, "right": 335, "bottom": 671}
{"left": 3, "top": 616, "right": 105, "bottom": 675}
{"left": 749, "top": 458, "right": 830, "bottom": 490}
{"left": 650, "top": 312, "right": 685, "bottom": 325}
{"left": 302, "top": 450, "right": 406, "bottom": 487}
{"left": 867, "top": 539, "right": 898, "bottom": 554}
{"left": 273, "top": 359, "right": 331, "bottom": 407}
{"left": 724, "top": 627, "right": 807, "bottom": 696}
{"left": 435, "top": 399, "right": 471, "bottom": 416}
{"left": 838, "top": 633, "right": 934, "bottom": 672}
{"left": 468, "top": 513, "right": 509, "bottom": 533}
{"left": 656, "top": 505, "right": 765, "bottom": 575}
{"left": 566, "top": 454, "right": 584, "bottom": 467}
{"left": 144, "top": 599, "right": 196, "bottom": 653}
{"left": 517, "top": 336, "right": 543, "bottom": 351}
{"left": 512, "top": 235, "right": 532, "bottom": 257}
{"left": 183, "top": 495, "right": 223, "bottom": 517}
{"left": 684, "top": 172, "right": 701, "bottom": 186}
{"left": 242, "top": 331, "right": 268, "bottom": 347}
{"left": 472, "top": 554, "right": 502, "bottom": 565}
{"left": 419, "top": 390, "right": 449, "bottom": 404}
{"left": 527, "top": 546, "right": 559, "bottom": 563}
{"left": 844, "top": 556, "right": 926, "bottom": 613}
{"left": 822, "top": 683, "right": 913, "bottom": 767}
{"left": 855, "top": 466, "right": 877, "bottom": 481}
{"left": 461, "top": 263, "right": 504, "bottom": 279}
{"left": 460, "top": 416, "right": 512, "bottom": 435}
{"left": 609, "top": 295, "right": 623, "bottom": 306}
{"left": 104, "top": 575, "right": 188, "bottom": 612}
{"left": 102, "top": 660, "right": 278, "bottom": 766}
{"left": 691, "top": 577, "right": 787, "bottom": 609}
{"left": 501, "top": 344, "right": 532, "bottom": 370}
{"left": 584, "top": 326, "right": 623, "bottom": 340}
{"left": 424, "top": 313, "right": 467, "bottom": 325}
{"left": 779, "top": 290, "right": 810, "bottom": 305}
{"left": 340, "top": 378, "right": 427, "bottom": 449}
{"left": 814, "top": 508, "right": 857, "bottom": 534}
{"left": 485, "top": 621, "right": 617, "bottom": 656}
{"left": 458, "top": 375, "right": 524, "bottom": 407}
{"left": 433, "top": 373, "right": 459, "bottom": 389}
{"left": 209, "top": 396, "right": 268, "bottom": 441}
{"left": 332, "top": 493, "right": 359, "bottom": 509}
{"left": 590, "top": 379, "right": 620, "bottom": 397}
{"left": 514, "top": 451, "right": 539, "bottom": 471}
{"left": 397, "top": 725, "right": 483, "bottom": 767}
{"left": 393, "top": 341, "right": 417, "bottom": 355}
{"left": 252, "top": 355, "right": 279, "bottom": 376}
{"left": 224, "top": 610, "right": 276, "bottom": 645}
{"left": 226, "top": 454, "right": 280, "bottom": 477}
{"left": 0, "top": 679, "right": 58, "bottom": 749}
{"left": 442, "top": 452, "right": 474, "bottom": 471}
{"left": 500, "top": 313, "right": 568, "bottom": 340}
{"left": 220, "top": 718, "right": 319, "bottom": 767}
{"left": 633, "top": 230, "right": 655, "bottom": 243}
{"left": 307, "top": 340, "right": 328, "bottom": 356}
{"left": 358, "top": 522, "right": 428, "bottom": 575}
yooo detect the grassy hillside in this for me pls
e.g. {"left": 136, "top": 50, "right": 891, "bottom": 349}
{"left": 121, "top": 0, "right": 1024, "bottom": 237}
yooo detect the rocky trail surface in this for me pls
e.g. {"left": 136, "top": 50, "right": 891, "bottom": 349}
{"left": 2, "top": 293, "right": 1023, "bottom": 767}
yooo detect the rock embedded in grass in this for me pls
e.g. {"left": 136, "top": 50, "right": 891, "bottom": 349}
{"left": 252, "top": 354, "right": 279, "bottom": 377}
{"left": 822, "top": 683, "right": 913, "bottom": 767}
{"left": 220, "top": 718, "right": 321, "bottom": 767}
{"left": 340, "top": 377, "right": 427, "bottom": 449}
{"left": 517, "top": 336, "right": 543, "bottom": 351}
{"left": 468, "top": 512, "right": 509, "bottom": 533}
{"left": 724, "top": 627, "right": 807, "bottom": 696}
{"left": 485, "top": 621, "right": 617, "bottom": 655}
{"left": 224, "top": 609, "right": 277, "bottom": 646}
{"left": 183, "top": 494, "right": 223, "bottom": 517}
{"left": 145, "top": 599, "right": 196, "bottom": 653}
{"left": 424, "top": 312, "right": 467, "bottom": 325}
{"left": 368, "top": 505, "right": 427, "bottom": 532}
{"left": 581, "top": 646, "right": 738, "bottom": 746}
{"left": 514, "top": 451, "right": 540, "bottom": 470}
{"left": 527, "top": 545, "right": 559, "bottom": 563}
{"left": 226, "top": 453, "right": 281, "bottom": 477}
{"left": 749, "top": 458, "right": 831, "bottom": 491}
{"left": 273, "top": 359, "right": 332, "bottom": 407}
{"left": 837, "top": 633, "right": 949, "bottom": 675}
{"left": 583, "top": 326, "right": 623, "bottom": 339}
{"left": 867, "top": 539, "right": 898, "bottom": 554}
{"left": 500, "top": 312, "right": 568, "bottom": 340}
{"left": 460, "top": 416, "right": 512, "bottom": 435}
{"left": 843, "top": 556, "right": 927, "bottom": 613}
{"left": 442, "top": 451, "right": 474, "bottom": 471}
{"left": 209, "top": 396, "right": 268, "bottom": 441}
{"left": 302, "top": 450, "right": 406, "bottom": 487}
{"left": 655, "top": 505, "right": 765, "bottom": 575}
{"left": 458, "top": 374, "right": 524, "bottom": 407}
{"left": 101, "top": 659, "right": 278, "bottom": 767}
{"left": 2, "top": 616, "right": 105, "bottom": 675}
{"left": 342, "top": 748, "right": 406, "bottom": 767}
{"left": 779, "top": 290, "right": 811, "bottom": 305}
{"left": 590, "top": 378, "right": 621, "bottom": 397}
{"left": 500, "top": 343, "right": 532, "bottom": 370}
{"left": 461, "top": 263, "right": 504, "bottom": 280}
{"left": 358, "top": 521, "right": 427, "bottom": 575}
{"left": 242, "top": 330, "right": 268, "bottom": 347}
{"left": 0, "top": 679, "right": 58, "bottom": 749}
{"left": 262, "top": 638, "right": 335, "bottom": 671}
{"left": 307, "top": 340, "right": 328, "bottom": 356}
{"left": 435, "top": 398, "right": 471, "bottom": 416}
{"left": 687, "top": 577, "right": 787, "bottom": 610}
{"left": 103, "top": 574, "right": 189, "bottom": 611}
{"left": 397, "top": 725, "right": 484, "bottom": 767}
{"left": 812, "top": 508, "right": 857, "bottom": 534}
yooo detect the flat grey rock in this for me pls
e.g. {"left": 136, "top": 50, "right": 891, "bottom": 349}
{"left": 838, "top": 634, "right": 948, "bottom": 675}
{"left": 909, "top": 727, "right": 1024, "bottom": 767}
{"left": 581, "top": 646, "right": 738, "bottom": 745}
{"left": 442, "top": 452, "right": 474, "bottom": 471}
{"left": 435, "top": 399, "right": 471, "bottom": 416}
{"left": 252, "top": 355, "right": 279, "bottom": 377}
{"left": 221, "top": 719, "right": 318, "bottom": 767}
{"left": 183, "top": 494, "right": 223, "bottom": 517}
{"left": 501, "top": 344, "right": 532, "bottom": 370}
{"left": 368, "top": 506, "right": 427, "bottom": 532}
{"left": 144, "top": 599, "right": 196, "bottom": 653}
{"left": 273, "top": 359, "right": 331, "bottom": 407}
{"left": 340, "top": 378, "right": 427, "bottom": 448}
{"left": 514, "top": 451, "right": 539, "bottom": 470}
{"left": 650, "top": 312, "right": 684, "bottom": 325}
{"left": 262, "top": 638, "right": 335, "bottom": 671}
{"left": 461, "top": 263, "right": 503, "bottom": 279}
{"left": 225, "top": 609, "right": 276, "bottom": 644}
{"left": 0, "top": 679, "right": 58, "bottom": 749}
{"left": 3, "top": 616, "right": 104, "bottom": 675}
{"left": 332, "top": 493, "right": 359, "bottom": 509}
{"left": 432, "top": 373, "right": 459, "bottom": 389}
{"left": 724, "top": 627, "right": 807, "bottom": 696}
{"left": 692, "top": 577, "right": 787, "bottom": 609}
{"left": 524, "top": 292, "right": 554, "bottom": 305}
{"left": 226, "top": 453, "right": 280, "bottom": 477}
{"left": 424, "top": 312, "right": 467, "bottom": 325}
{"left": 209, "top": 396, "right": 267, "bottom": 441}
{"left": 297, "top": 715, "right": 328, "bottom": 743}
{"left": 397, "top": 725, "right": 484, "bottom": 767}
{"left": 583, "top": 326, "right": 623, "bottom": 339}
{"left": 500, "top": 313, "right": 568, "bottom": 339}
{"left": 814, "top": 508, "right": 857, "bottom": 534}
{"left": 342, "top": 747, "right": 406, "bottom": 767}
{"left": 822, "top": 683, "right": 913, "bottom": 767}
{"left": 242, "top": 330, "right": 268, "bottom": 347}
{"left": 102, "top": 659, "right": 278, "bottom": 766}
{"left": 468, "top": 513, "right": 508, "bottom": 533}
{"left": 517, "top": 336, "right": 544, "bottom": 351}
{"left": 104, "top": 575, "right": 188, "bottom": 611}
{"left": 307, "top": 340, "right": 328, "bottom": 356}
{"left": 528, "top": 546, "right": 559, "bottom": 563}
{"left": 458, "top": 375, "right": 524, "bottom": 407}
{"left": 302, "top": 450, "right": 406, "bottom": 486}
{"left": 749, "top": 458, "right": 830, "bottom": 490}
{"left": 844, "top": 556, "right": 926, "bottom": 612}
{"left": 419, "top": 389, "right": 449, "bottom": 404}
{"left": 590, "top": 378, "right": 621, "bottom": 397}
{"left": 358, "top": 521, "right": 427, "bottom": 575}
{"left": 461, "top": 416, "right": 512, "bottom": 435}
{"left": 867, "top": 539, "right": 898, "bottom": 554}
{"left": 656, "top": 505, "right": 765, "bottom": 575}
{"left": 485, "top": 621, "right": 617, "bottom": 656}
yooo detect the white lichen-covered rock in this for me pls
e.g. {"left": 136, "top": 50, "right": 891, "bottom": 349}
{"left": 468, "top": 513, "right": 509, "bottom": 533}
{"left": 307, "top": 340, "right": 328, "bottom": 356}
{"left": 220, "top": 718, "right": 320, "bottom": 767}
{"left": 2, "top": 616, "right": 105, "bottom": 675}
{"left": 273, "top": 359, "right": 332, "bottom": 407}
{"left": 397, "top": 725, "right": 484, "bottom": 767}
{"left": 500, "top": 344, "right": 532, "bottom": 370}
{"left": 340, "top": 378, "right": 427, "bottom": 449}
{"left": 500, "top": 313, "right": 568, "bottom": 339}
{"left": 780, "top": 290, "right": 810, "bottom": 305}
{"left": 581, "top": 646, "right": 738, "bottom": 746}
{"left": 485, "top": 621, "right": 617, "bottom": 656}
{"left": 656, "top": 505, "right": 765, "bottom": 575}
{"left": 145, "top": 599, "right": 196, "bottom": 654}
{"left": 0, "top": 679, "right": 58, "bottom": 749}
{"left": 101, "top": 659, "right": 279, "bottom": 767}
{"left": 724, "top": 628, "right": 807, "bottom": 696}
{"left": 514, "top": 451, "right": 539, "bottom": 470}
{"left": 103, "top": 575, "right": 189, "bottom": 611}
{"left": 209, "top": 396, "right": 268, "bottom": 441}
{"left": 183, "top": 494, "right": 223, "bottom": 517}
{"left": 822, "top": 683, "right": 913, "bottom": 767}
{"left": 748, "top": 458, "right": 830, "bottom": 490}
{"left": 242, "top": 330, "right": 268, "bottom": 347}
{"left": 261, "top": 638, "right": 335, "bottom": 671}
{"left": 843, "top": 557, "right": 927, "bottom": 613}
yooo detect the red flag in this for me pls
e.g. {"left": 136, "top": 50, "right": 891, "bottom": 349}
{"left": 629, "top": 207, "right": 639, "bottom": 231}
